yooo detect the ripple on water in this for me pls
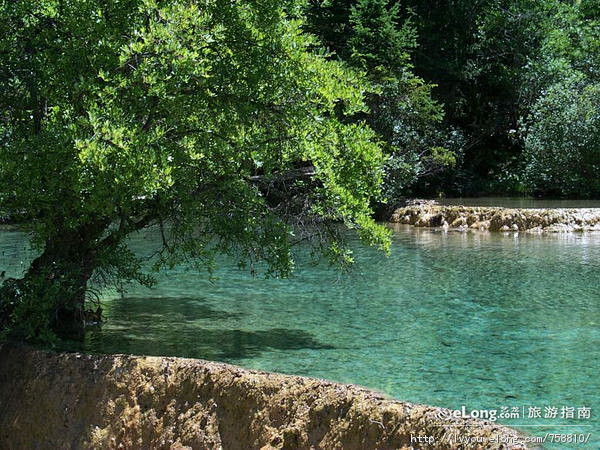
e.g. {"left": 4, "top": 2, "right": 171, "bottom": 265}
{"left": 1, "top": 225, "right": 599, "bottom": 447}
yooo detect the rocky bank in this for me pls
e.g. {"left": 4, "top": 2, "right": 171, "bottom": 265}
{"left": 0, "top": 345, "right": 529, "bottom": 449}
{"left": 390, "top": 201, "right": 600, "bottom": 232}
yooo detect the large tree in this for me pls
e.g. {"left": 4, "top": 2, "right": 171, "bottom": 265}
{"left": 0, "top": 0, "right": 390, "bottom": 341}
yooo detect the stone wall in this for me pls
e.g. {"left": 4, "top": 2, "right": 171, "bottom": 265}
{"left": 0, "top": 345, "right": 528, "bottom": 449}
{"left": 390, "top": 203, "right": 600, "bottom": 232}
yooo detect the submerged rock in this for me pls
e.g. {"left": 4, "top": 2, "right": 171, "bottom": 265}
{"left": 390, "top": 202, "right": 600, "bottom": 232}
{"left": 0, "top": 345, "right": 529, "bottom": 449}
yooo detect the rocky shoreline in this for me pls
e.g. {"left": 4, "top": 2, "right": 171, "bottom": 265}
{"left": 0, "top": 345, "right": 529, "bottom": 449}
{"left": 390, "top": 200, "right": 600, "bottom": 232}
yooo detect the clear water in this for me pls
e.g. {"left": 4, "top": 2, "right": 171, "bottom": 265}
{"left": 438, "top": 197, "right": 600, "bottom": 209}
{"left": 1, "top": 224, "right": 599, "bottom": 446}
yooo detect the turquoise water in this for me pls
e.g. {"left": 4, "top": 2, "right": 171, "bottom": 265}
{"left": 1, "top": 224, "right": 599, "bottom": 446}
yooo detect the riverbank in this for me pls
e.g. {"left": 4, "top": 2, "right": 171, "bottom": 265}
{"left": 390, "top": 200, "right": 600, "bottom": 232}
{"left": 0, "top": 345, "right": 528, "bottom": 449}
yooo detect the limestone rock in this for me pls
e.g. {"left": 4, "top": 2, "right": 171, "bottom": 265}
{"left": 0, "top": 345, "right": 529, "bottom": 449}
{"left": 390, "top": 204, "right": 600, "bottom": 233}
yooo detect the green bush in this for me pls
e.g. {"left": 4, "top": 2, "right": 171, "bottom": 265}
{"left": 522, "top": 78, "right": 600, "bottom": 197}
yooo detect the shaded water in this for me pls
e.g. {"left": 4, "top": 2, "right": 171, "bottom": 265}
{"left": 1, "top": 224, "right": 598, "bottom": 445}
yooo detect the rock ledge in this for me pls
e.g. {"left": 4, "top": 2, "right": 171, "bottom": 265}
{"left": 390, "top": 202, "right": 600, "bottom": 232}
{"left": 0, "top": 345, "right": 529, "bottom": 449}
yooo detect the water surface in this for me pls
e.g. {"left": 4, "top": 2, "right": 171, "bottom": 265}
{"left": 1, "top": 225, "right": 598, "bottom": 445}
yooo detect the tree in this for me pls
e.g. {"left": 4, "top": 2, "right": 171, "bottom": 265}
{"left": 389, "top": 0, "right": 539, "bottom": 193}
{"left": 520, "top": 1, "right": 600, "bottom": 196}
{"left": 522, "top": 79, "right": 600, "bottom": 197}
{"left": 0, "top": 0, "right": 390, "bottom": 342}
{"left": 305, "top": 0, "right": 457, "bottom": 202}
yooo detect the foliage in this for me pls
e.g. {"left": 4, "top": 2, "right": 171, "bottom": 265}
{"left": 305, "top": 0, "right": 457, "bottom": 201}
{"left": 391, "top": 0, "right": 600, "bottom": 196}
{"left": 520, "top": 2, "right": 600, "bottom": 196}
{"left": 522, "top": 79, "right": 600, "bottom": 197}
{"left": 0, "top": 0, "right": 391, "bottom": 341}
{"left": 307, "top": 0, "right": 600, "bottom": 198}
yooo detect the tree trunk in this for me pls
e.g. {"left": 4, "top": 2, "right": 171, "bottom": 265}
{"left": 26, "top": 247, "right": 94, "bottom": 339}
{"left": 1, "top": 221, "right": 107, "bottom": 340}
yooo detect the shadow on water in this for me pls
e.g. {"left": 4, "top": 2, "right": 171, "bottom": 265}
{"left": 104, "top": 296, "right": 245, "bottom": 321}
{"left": 69, "top": 297, "right": 335, "bottom": 360}
{"left": 82, "top": 327, "right": 335, "bottom": 360}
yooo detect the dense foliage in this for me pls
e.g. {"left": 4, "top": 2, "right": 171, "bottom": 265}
{"left": 305, "top": 0, "right": 458, "bottom": 203}
{"left": 0, "top": 0, "right": 390, "bottom": 341}
{"left": 521, "top": 2, "right": 600, "bottom": 196}
{"left": 354, "top": 0, "right": 599, "bottom": 196}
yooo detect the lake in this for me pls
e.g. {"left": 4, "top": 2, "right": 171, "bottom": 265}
{"left": 1, "top": 224, "right": 598, "bottom": 446}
